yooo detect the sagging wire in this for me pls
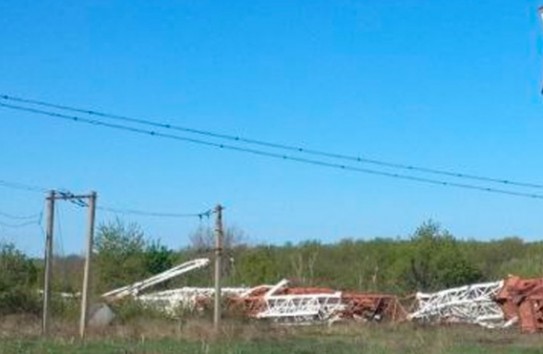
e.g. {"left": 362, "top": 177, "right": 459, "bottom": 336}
{"left": 2, "top": 101, "right": 543, "bottom": 200}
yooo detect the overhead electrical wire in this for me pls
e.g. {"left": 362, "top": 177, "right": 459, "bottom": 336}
{"left": 97, "top": 206, "right": 214, "bottom": 218}
{"left": 0, "top": 208, "right": 42, "bottom": 228}
{"left": 0, "top": 211, "right": 42, "bottom": 220}
{"left": 1, "top": 93, "right": 541, "bottom": 190}
{"left": 0, "top": 220, "right": 39, "bottom": 228}
{"left": 0, "top": 215, "right": 41, "bottom": 228}
{"left": 54, "top": 202, "right": 65, "bottom": 261}
{"left": 54, "top": 190, "right": 214, "bottom": 217}
{"left": 0, "top": 178, "right": 48, "bottom": 193}
{"left": 1, "top": 101, "right": 542, "bottom": 200}
{"left": 0, "top": 177, "right": 214, "bottom": 218}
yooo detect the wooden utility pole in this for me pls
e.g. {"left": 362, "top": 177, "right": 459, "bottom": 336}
{"left": 42, "top": 190, "right": 55, "bottom": 336}
{"left": 213, "top": 204, "right": 224, "bottom": 332}
{"left": 79, "top": 191, "right": 97, "bottom": 339}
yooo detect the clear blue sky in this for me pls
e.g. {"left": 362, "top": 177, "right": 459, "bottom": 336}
{"left": 1, "top": 0, "right": 543, "bottom": 256}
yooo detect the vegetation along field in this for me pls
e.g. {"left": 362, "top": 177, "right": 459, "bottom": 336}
{"left": 2, "top": 220, "right": 543, "bottom": 353}
{"left": 2, "top": 317, "right": 543, "bottom": 354}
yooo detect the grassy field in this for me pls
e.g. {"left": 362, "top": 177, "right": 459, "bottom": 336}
{"left": 1, "top": 316, "right": 543, "bottom": 353}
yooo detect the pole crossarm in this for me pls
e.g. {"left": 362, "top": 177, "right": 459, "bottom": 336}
{"left": 49, "top": 193, "right": 94, "bottom": 200}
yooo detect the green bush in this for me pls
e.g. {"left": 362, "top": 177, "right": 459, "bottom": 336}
{"left": 0, "top": 242, "right": 40, "bottom": 315}
{"left": 111, "top": 298, "right": 171, "bottom": 323}
{"left": 0, "top": 288, "right": 41, "bottom": 315}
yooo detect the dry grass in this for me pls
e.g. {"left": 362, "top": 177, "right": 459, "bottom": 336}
{"left": 2, "top": 315, "right": 543, "bottom": 353}
{"left": 0, "top": 313, "right": 286, "bottom": 342}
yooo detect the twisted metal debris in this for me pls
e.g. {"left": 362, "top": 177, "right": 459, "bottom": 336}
{"left": 102, "top": 258, "right": 211, "bottom": 301}
{"left": 408, "top": 281, "right": 508, "bottom": 328}
{"left": 98, "top": 258, "right": 543, "bottom": 333}
{"left": 228, "top": 279, "right": 406, "bottom": 324}
{"left": 138, "top": 287, "right": 249, "bottom": 314}
{"left": 495, "top": 276, "right": 543, "bottom": 333}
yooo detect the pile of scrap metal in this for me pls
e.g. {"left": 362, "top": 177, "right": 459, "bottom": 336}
{"left": 495, "top": 275, "right": 543, "bottom": 333}
{"left": 100, "top": 260, "right": 406, "bottom": 325}
{"left": 101, "top": 258, "right": 212, "bottom": 302}
{"left": 101, "top": 258, "right": 248, "bottom": 315}
{"left": 408, "top": 275, "right": 543, "bottom": 333}
{"left": 98, "top": 258, "right": 543, "bottom": 332}
{"left": 137, "top": 287, "right": 248, "bottom": 315}
{"left": 228, "top": 279, "right": 406, "bottom": 324}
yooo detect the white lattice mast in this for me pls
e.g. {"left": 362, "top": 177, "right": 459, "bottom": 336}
{"left": 248, "top": 279, "right": 345, "bottom": 323}
{"left": 137, "top": 287, "right": 249, "bottom": 314}
{"left": 255, "top": 292, "right": 344, "bottom": 322}
{"left": 101, "top": 258, "right": 210, "bottom": 301}
{"left": 408, "top": 281, "right": 508, "bottom": 328}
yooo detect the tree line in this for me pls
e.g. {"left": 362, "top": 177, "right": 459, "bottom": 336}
{"left": 1, "top": 219, "right": 542, "bottom": 314}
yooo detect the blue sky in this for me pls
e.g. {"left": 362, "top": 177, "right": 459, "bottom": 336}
{"left": 1, "top": 1, "right": 543, "bottom": 256}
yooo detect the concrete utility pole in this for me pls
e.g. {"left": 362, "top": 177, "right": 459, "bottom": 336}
{"left": 40, "top": 190, "right": 97, "bottom": 338}
{"left": 213, "top": 204, "right": 224, "bottom": 332}
{"left": 79, "top": 191, "right": 97, "bottom": 339}
{"left": 42, "top": 190, "right": 55, "bottom": 336}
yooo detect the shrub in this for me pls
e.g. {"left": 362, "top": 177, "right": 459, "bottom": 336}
{"left": 0, "top": 242, "right": 40, "bottom": 315}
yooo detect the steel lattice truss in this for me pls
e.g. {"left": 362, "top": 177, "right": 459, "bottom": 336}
{"left": 236, "top": 279, "right": 346, "bottom": 323}
{"left": 408, "top": 281, "right": 507, "bottom": 328}
{"left": 228, "top": 279, "right": 407, "bottom": 324}
{"left": 137, "top": 287, "right": 249, "bottom": 314}
{"left": 101, "top": 258, "right": 210, "bottom": 301}
{"left": 255, "top": 292, "right": 344, "bottom": 323}
{"left": 240, "top": 279, "right": 345, "bottom": 323}
{"left": 98, "top": 258, "right": 525, "bottom": 329}
{"left": 101, "top": 257, "right": 251, "bottom": 315}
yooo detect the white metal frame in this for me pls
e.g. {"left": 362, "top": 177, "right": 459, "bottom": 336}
{"left": 408, "top": 281, "right": 508, "bottom": 328}
{"left": 256, "top": 292, "right": 344, "bottom": 322}
{"left": 248, "top": 279, "right": 345, "bottom": 323}
{"left": 101, "top": 258, "right": 210, "bottom": 300}
{"left": 138, "top": 287, "right": 249, "bottom": 314}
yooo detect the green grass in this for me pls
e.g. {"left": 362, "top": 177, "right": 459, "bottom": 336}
{"left": 1, "top": 338, "right": 375, "bottom": 354}
{"left": 2, "top": 318, "right": 543, "bottom": 354}
{"left": 2, "top": 336, "right": 543, "bottom": 354}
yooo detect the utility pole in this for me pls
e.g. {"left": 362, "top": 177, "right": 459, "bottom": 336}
{"left": 42, "top": 190, "right": 55, "bottom": 336}
{"left": 79, "top": 191, "right": 97, "bottom": 339}
{"left": 213, "top": 204, "right": 224, "bottom": 332}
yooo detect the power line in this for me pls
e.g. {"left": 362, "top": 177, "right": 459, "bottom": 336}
{"left": 0, "top": 211, "right": 42, "bottom": 220}
{"left": 54, "top": 202, "right": 65, "bottom": 259}
{"left": 0, "top": 218, "right": 41, "bottom": 228}
{"left": 0, "top": 180, "right": 92, "bottom": 206}
{"left": 0, "top": 176, "right": 214, "bottom": 219}
{"left": 0, "top": 178, "right": 48, "bottom": 193}
{"left": 97, "top": 206, "right": 214, "bottom": 218}
{"left": 2, "top": 102, "right": 543, "bottom": 200}
{"left": 55, "top": 189, "right": 212, "bottom": 217}
{"left": 2, "top": 93, "right": 541, "bottom": 190}
{"left": 0, "top": 209, "right": 42, "bottom": 228}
